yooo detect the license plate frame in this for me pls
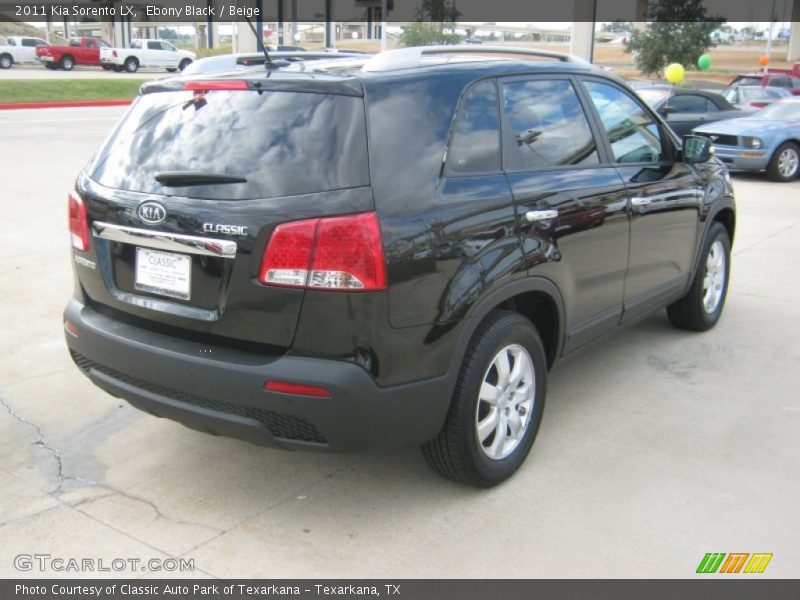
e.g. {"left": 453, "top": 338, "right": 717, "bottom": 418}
{"left": 134, "top": 247, "right": 192, "bottom": 301}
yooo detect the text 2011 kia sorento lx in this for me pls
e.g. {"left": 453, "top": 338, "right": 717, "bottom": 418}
{"left": 64, "top": 47, "right": 735, "bottom": 487}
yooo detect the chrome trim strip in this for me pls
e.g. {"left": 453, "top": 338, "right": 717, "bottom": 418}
{"left": 93, "top": 222, "right": 237, "bottom": 258}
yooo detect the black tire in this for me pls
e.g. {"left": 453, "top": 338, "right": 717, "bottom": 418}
{"left": 166, "top": 67, "right": 177, "bottom": 73}
{"left": 0, "top": 54, "right": 12, "bottom": 69}
{"left": 422, "top": 310, "right": 547, "bottom": 487}
{"left": 44, "top": 63, "right": 57, "bottom": 70}
{"left": 766, "top": 141, "right": 800, "bottom": 182}
{"left": 101, "top": 64, "right": 114, "bottom": 71}
{"left": 60, "top": 55, "right": 74, "bottom": 71}
{"left": 667, "top": 222, "right": 731, "bottom": 332}
{"left": 124, "top": 57, "right": 139, "bottom": 73}
{"left": 113, "top": 65, "right": 124, "bottom": 73}
{"left": 178, "top": 58, "right": 192, "bottom": 71}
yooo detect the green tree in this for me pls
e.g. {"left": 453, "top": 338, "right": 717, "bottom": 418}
{"left": 625, "top": 0, "right": 723, "bottom": 76}
{"left": 400, "top": 0, "right": 461, "bottom": 47}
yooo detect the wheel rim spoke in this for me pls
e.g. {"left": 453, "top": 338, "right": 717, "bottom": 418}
{"left": 480, "top": 382, "right": 501, "bottom": 405}
{"left": 477, "top": 408, "right": 499, "bottom": 442}
{"left": 494, "top": 350, "right": 511, "bottom": 387}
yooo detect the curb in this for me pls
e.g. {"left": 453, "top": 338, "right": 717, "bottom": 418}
{"left": 0, "top": 99, "right": 133, "bottom": 110}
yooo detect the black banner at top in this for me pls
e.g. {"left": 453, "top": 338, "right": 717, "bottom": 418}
{"left": 0, "top": 0, "right": 796, "bottom": 24}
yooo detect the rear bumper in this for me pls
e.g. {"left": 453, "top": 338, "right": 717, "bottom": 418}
{"left": 63, "top": 300, "right": 450, "bottom": 452}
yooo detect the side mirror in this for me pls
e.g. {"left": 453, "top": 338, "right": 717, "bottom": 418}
{"left": 683, "top": 135, "right": 713, "bottom": 163}
{"left": 659, "top": 105, "right": 677, "bottom": 116}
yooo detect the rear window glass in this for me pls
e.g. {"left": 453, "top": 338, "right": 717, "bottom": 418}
{"left": 88, "top": 89, "right": 369, "bottom": 200}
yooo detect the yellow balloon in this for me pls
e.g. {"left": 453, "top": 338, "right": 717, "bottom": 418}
{"left": 665, "top": 63, "right": 685, "bottom": 84}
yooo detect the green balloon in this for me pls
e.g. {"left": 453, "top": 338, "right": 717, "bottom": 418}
{"left": 698, "top": 54, "right": 712, "bottom": 70}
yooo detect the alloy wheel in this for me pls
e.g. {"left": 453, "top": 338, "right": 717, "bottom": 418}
{"left": 475, "top": 344, "right": 536, "bottom": 460}
{"left": 702, "top": 240, "right": 726, "bottom": 314}
{"left": 777, "top": 148, "right": 799, "bottom": 179}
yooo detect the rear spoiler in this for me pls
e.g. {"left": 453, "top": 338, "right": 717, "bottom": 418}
{"left": 235, "top": 51, "right": 370, "bottom": 67}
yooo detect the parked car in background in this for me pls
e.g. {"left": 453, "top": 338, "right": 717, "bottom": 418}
{"left": 100, "top": 39, "right": 195, "bottom": 73}
{"left": 634, "top": 85, "right": 746, "bottom": 137}
{"left": 36, "top": 37, "right": 109, "bottom": 71}
{"left": 694, "top": 97, "right": 800, "bottom": 181}
{"left": 0, "top": 35, "right": 48, "bottom": 69}
{"left": 727, "top": 63, "right": 800, "bottom": 96}
{"left": 721, "top": 85, "right": 791, "bottom": 110}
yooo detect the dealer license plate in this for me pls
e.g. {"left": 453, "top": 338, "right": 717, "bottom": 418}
{"left": 134, "top": 247, "right": 191, "bottom": 301}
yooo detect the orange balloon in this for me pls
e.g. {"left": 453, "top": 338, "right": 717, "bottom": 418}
{"left": 759, "top": 55, "right": 770, "bottom": 66}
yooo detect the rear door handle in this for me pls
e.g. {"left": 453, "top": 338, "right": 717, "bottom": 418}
{"left": 525, "top": 210, "right": 558, "bottom": 222}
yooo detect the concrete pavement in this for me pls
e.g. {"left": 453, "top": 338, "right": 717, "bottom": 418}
{"left": 0, "top": 107, "right": 798, "bottom": 579}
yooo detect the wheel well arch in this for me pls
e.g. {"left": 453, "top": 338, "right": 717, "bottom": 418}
{"left": 495, "top": 292, "right": 560, "bottom": 368}
{"left": 61, "top": 53, "right": 74, "bottom": 61}
{"left": 712, "top": 206, "right": 735, "bottom": 244}
{"left": 448, "top": 278, "right": 565, "bottom": 380}
{"left": 0, "top": 52, "right": 13, "bottom": 62}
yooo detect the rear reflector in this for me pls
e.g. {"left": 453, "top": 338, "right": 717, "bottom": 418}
{"left": 64, "top": 320, "right": 79, "bottom": 337}
{"left": 68, "top": 190, "right": 89, "bottom": 252}
{"left": 264, "top": 380, "right": 332, "bottom": 398}
{"left": 259, "top": 212, "right": 387, "bottom": 292}
{"left": 184, "top": 80, "right": 249, "bottom": 91}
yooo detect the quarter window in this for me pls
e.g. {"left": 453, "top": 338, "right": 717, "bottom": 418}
{"left": 667, "top": 94, "right": 714, "bottom": 113}
{"left": 501, "top": 79, "right": 599, "bottom": 170}
{"left": 585, "top": 81, "right": 665, "bottom": 164}
{"left": 446, "top": 81, "right": 501, "bottom": 175}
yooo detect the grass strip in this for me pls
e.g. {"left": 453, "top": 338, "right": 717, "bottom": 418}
{"left": 0, "top": 79, "right": 143, "bottom": 103}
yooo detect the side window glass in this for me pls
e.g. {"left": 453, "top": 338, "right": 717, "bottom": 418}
{"left": 585, "top": 81, "right": 665, "bottom": 164}
{"left": 446, "top": 80, "right": 501, "bottom": 175}
{"left": 668, "top": 95, "right": 712, "bottom": 113}
{"left": 22, "top": 38, "right": 36, "bottom": 47}
{"left": 148, "top": 41, "right": 161, "bottom": 50}
{"left": 87, "top": 40, "right": 96, "bottom": 48}
{"left": 501, "top": 79, "right": 599, "bottom": 170}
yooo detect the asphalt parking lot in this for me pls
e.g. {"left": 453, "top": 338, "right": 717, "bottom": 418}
{"left": 1, "top": 106, "right": 798, "bottom": 579}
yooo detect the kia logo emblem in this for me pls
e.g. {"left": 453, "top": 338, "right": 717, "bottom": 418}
{"left": 137, "top": 201, "right": 166, "bottom": 225}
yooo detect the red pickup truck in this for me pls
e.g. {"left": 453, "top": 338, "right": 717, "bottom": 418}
{"left": 36, "top": 37, "right": 110, "bottom": 71}
{"left": 727, "top": 62, "right": 800, "bottom": 96}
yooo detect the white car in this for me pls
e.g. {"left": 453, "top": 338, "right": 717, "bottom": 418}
{"left": 100, "top": 39, "right": 195, "bottom": 73}
{"left": 0, "top": 35, "right": 49, "bottom": 69}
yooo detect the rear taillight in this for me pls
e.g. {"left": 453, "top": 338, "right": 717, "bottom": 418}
{"left": 68, "top": 190, "right": 89, "bottom": 252}
{"left": 259, "top": 212, "right": 387, "bottom": 292}
{"left": 750, "top": 102, "right": 767, "bottom": 108}
{"left": 184, "top": 80, "right": 249, "bottom": 91}
{"left": 112, "top": 50, "right": 117, "bottom": 57}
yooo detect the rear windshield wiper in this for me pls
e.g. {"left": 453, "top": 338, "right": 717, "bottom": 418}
{"left": 155, "top": 171, "right": 247, "bottom": 186}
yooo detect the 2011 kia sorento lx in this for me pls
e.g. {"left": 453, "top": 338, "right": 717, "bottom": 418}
{"left": 64, "top": 47, "right": 735, "bottom": 487}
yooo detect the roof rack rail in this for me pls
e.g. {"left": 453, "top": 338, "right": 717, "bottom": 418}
{"left": 361, "top": 45, "right": 586, "bottom": 72}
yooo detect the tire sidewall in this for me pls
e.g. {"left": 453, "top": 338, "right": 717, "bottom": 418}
{"left": 0, "top": 55, "right": 12, "bottom": 69}
{"left": 459, "top": 316, "right": 547, "bottom": 485}
{"left": 62, "top": 56, "right": 73, "bottom": 70}
{"left": 697, "top": 223, "right": 731, "bottom": 327}
{"left": 179, "top": 59, "right": 191, "bottom": 71}
{"left": 125, "top": 58, "right": 138, "bottom": 72}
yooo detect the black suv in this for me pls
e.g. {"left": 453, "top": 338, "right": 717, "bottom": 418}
{"left": 64, "top": 47, "right": 735, "bottom": 487}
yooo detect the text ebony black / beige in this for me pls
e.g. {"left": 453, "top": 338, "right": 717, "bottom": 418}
{"left": 64, "top": 47, "right": 735, "bottom": 486}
